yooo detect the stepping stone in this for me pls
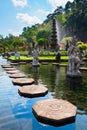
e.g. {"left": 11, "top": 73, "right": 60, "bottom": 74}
{"left": 9, "top": 73, "right": 26, "bottom": 78}
{"left": 10, "top": 63, "right": 19, "bottom": 65}
{"left": 19, "top": 62, "right": 27, "bottom": 64}
{"left": 32, "top": 99, "right": 77, "bottom": 126}
{"left": 52, "top": 63, "right": 67, "bottom": 67}
{"left": 1, "top": 64, "right": 12, "bottom": 68}
{"left": 52, "top": 63, "right": 60, "bottom": 66}
{"left": 60, "top": 64, "right": 67, "bottom": 67}
{"left": 6, "top": 70, "right": 20, "bottom": 74}
{"left": 18, "top": 85, "right": 48, "bottom": 97}
{"left": 12, "top": 78, "right": 34, "bottom": 85}
{"left": 4, "top": 67, "right": 16, "bottom": 71}
{"left": 79, "top": 67, "right": 87, "bottom": 71}
{"left": 41, "top": 62, "right": 49, "bottom": 65}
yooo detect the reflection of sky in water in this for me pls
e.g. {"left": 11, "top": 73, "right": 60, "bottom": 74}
{"left": 0, "top": 57, "right": 87, "bottom": 130}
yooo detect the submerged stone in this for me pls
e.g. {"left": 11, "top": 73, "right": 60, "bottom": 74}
{"left": 18, "top": 85, "right": 48, "bottom": 97}
{"left": 32, "top": 99, "right": 77, "bottom": 126}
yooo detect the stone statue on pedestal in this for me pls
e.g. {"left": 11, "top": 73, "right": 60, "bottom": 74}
{"left": 67, "top": 44, "right": 81, "bottom": 77}
{"left": 32, "top": 48, "right": 39, "bottom": 67}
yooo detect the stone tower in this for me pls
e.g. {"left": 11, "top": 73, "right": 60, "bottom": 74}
{"left": 51, "top": 18, "right": 58, "bottom": 50}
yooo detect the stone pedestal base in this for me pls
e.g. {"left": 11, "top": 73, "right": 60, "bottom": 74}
{"left": 32, "top": 64, "right": 40, "bottom": 67}
{"left": 67, "top": 71, "right": 82, "bottom": 78}
{"left": 32, "top": 60, "right": 39, "bottom": 67}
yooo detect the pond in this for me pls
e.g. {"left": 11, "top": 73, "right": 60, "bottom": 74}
{"left": 0, "top": 56, "right": 87, "bottom": 130}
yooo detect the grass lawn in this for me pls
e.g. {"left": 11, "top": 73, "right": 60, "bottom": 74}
{"left": 10, "top": 55, "right": 69, "bottom": 61}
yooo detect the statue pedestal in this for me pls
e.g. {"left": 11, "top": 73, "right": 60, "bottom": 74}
{"left": 32, "top": 59, "right": 39, "bottom": 67}
{"left": 67, "top": 71, "right": 82, "bottom": 78}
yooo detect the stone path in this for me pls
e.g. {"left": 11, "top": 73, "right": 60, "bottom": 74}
{"left": 1, "top": 61, "right": 77, "bottom": 126}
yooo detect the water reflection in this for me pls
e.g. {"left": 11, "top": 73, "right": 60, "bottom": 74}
{"left": 32, "top": 66, "right": 39, "bottom": 85}
{"left": 66, "top": 77, "right": 82, "bottom": 90}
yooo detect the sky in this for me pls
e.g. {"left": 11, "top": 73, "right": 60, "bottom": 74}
{"left": 0, "top": 0, "right": 74, "bottom": 37}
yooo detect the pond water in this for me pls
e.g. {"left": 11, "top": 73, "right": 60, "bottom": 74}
{"left": 0, "top": 56, "right": 87, "bottom": 130}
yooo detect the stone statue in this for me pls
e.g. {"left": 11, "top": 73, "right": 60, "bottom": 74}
{"left": 32, "top": 48, "right": 39, "bottom": 67}
{"left": 67, "top": 44, "right": 81, "bottom": 77}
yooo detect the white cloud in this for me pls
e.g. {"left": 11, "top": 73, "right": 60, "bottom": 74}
{"left": 8, "top": 29, "right": 22, "bottom": 36}
{"left": 48, "top": 0, "right": 74, "bottom": 9}
{"left": 37, "top": 9, "right": 50, "bottom": 16}
{"left": 12, "top": 0, "right": 27, "bottom": 8}
{"left": 16, "top": 13, "right": 42, "bottom": 25}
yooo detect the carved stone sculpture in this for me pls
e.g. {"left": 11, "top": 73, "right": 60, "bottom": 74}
{"left": 32, "top": 48, "right": 39, "bottom": 67}
{"left": 67, "top": 44, "right": 81, "bottom": 77}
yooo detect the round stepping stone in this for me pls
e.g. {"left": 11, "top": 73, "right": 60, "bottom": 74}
{"left": 4, "top": 67, "right": 16, "bottom": 71}
{"left": 9, "top": 73, "right": 26, "bottom": 78}
{"left": 18, "top": 85, "right": 48, "bottom": 97}
{"left": 12, "top": 78, "right": 34, "bottom": 85}
{"left": 6, "top": 70, "right": 20, "bottom": 74}
{"left": 32, "top": 99, "right": 77, "bottom": 126}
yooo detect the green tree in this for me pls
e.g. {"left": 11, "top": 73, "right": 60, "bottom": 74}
{"left": 36, "top": 30, "right": 51, "bottom": 49}
{"left": 12, "top": 36, "right": 27, "bottom": 51}
{"left": 64, "top": 0, "right": 87, "bottom": 42}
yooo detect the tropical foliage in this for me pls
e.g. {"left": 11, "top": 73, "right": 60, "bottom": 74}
{"left": 1, "top": 0, "right": 87, "bottom": 54}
